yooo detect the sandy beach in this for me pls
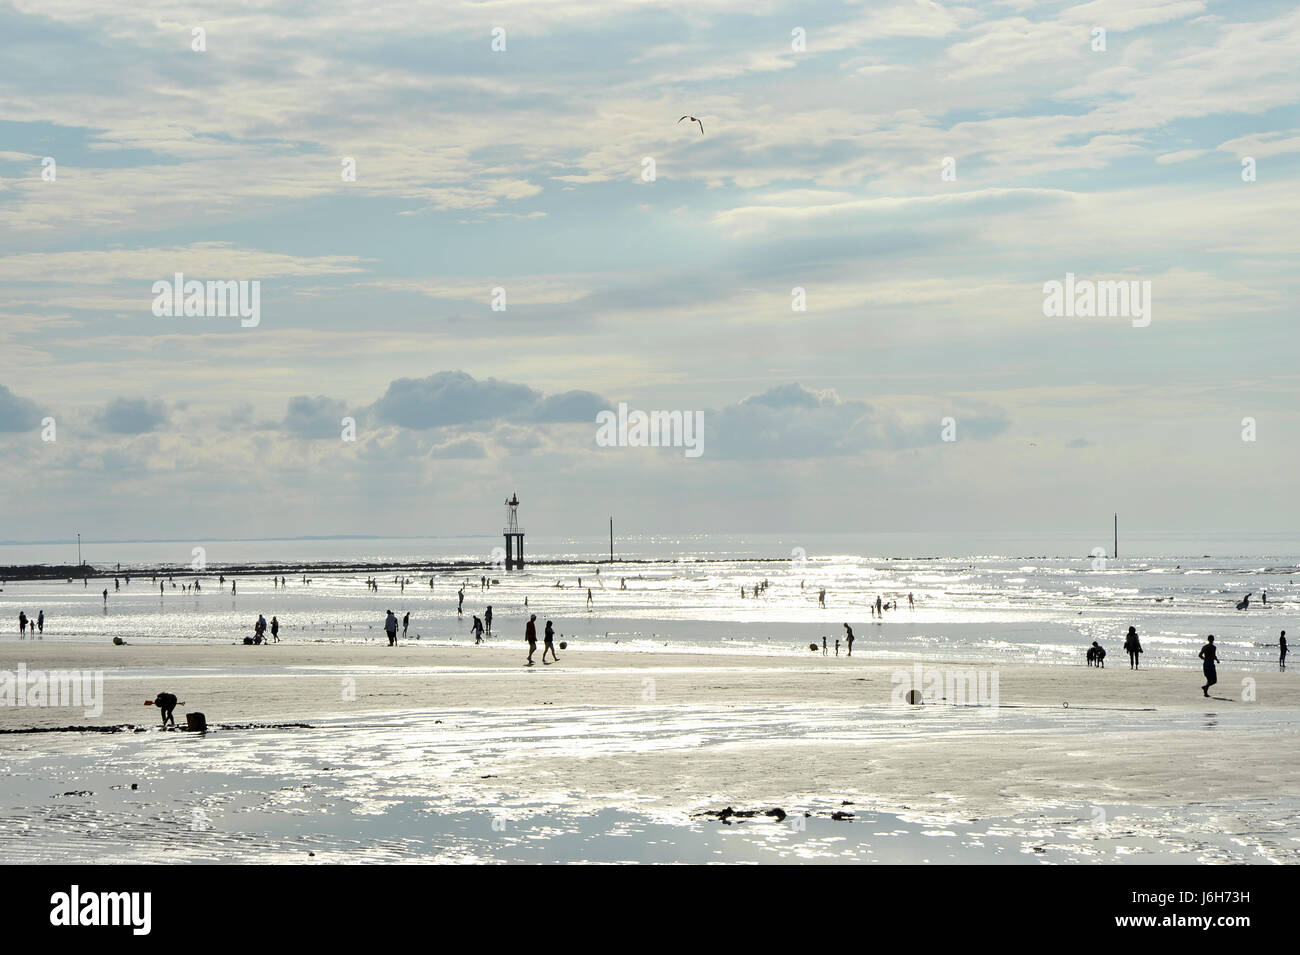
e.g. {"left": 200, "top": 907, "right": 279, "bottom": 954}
{"left": 4, "top": 641, "right": 1297, "bottom": 859}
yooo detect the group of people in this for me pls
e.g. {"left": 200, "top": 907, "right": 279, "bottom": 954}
{"left": 869, "top": 593, "right": 914, "bottom": 617}
{"left": 17, "top": 610, "right": 44, "bottom": 637}
{"left": 244, "top": 613, "right": 280, "bottom": 645}
{"left": 381, "top": 605, "right": 563, "bottom": 666}
{"left": 382, "top": 610, "right": 411, "bottom": 645}
{"left": 524, "top": 614, "right": 560, "bottom": 665}
{"left": 1087, "top": 626, "right": 1146, "bottom": 669}
{"left": 470, "top": 605, "right": 493, "bottom": 643}
{"left": 1086, "top": 626, "right": 1288, "bottom": 694}
{"left": 365, "top": 576, "right": 416, "bottom": 593}
{"left": 815, "top": 624, "right": 857, "bottom": 656}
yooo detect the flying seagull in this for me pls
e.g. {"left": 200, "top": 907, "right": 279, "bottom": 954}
{"left": 678, "top": 115, "right": 703, "bottom": 135}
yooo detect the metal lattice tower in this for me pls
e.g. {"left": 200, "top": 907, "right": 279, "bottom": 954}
{"left": 503, "top": 492, "right": 525, "bottom": 569}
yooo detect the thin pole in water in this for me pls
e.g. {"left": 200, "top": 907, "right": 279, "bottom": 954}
{"left": 1113, "top": 514, "right": 1117, "bottom": 560}
{"left": 609, "top": 518, "right": 614, "bottom": 562}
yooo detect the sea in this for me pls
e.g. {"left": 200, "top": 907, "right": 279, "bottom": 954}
{"left": 1, "top": 531, "right": 1295, "bottom": 669}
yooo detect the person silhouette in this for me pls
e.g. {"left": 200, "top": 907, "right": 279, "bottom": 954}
{"left": 1123, "top": 626, "right": 1143, "bottom": 669}
{"left": 525, "top": 614, "right": 538, "bottom": 666}
{"left": 152, "top": 692, "right": 178, "bottom": 727}
{"left": 1199, "top": 635, "right": 1219, "bottom": 697}
{"left": 543, "top": 620, "right": 559, "bottom": 664}
{"left": 1088, "top": 641, "right": 1106, "bottom": 668}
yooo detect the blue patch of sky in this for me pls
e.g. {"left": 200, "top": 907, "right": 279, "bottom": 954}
{"left": 0, "top": 121, "right": 179, "bottom": 170}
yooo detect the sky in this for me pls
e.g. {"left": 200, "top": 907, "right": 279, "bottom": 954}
{"left": 0, "top": 0, "right": 1297, "bottom": 548}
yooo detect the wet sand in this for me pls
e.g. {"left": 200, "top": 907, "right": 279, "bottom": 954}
{"left": 2, "top": 641, "right": 1296, "bottom": 824}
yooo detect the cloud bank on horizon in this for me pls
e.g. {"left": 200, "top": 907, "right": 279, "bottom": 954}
{"left": 0, "top": 0, "right": 1296, "bottom": 542}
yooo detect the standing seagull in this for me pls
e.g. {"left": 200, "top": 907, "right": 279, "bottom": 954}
{"left": 678, "top": 115, "right": 704, "bottom": 135}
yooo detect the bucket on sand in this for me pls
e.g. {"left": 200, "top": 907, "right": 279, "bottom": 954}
{"left": 186, "top": 712, "right": 208, "bottom": 732}
{"left": 905, "top": 690, "right": 923, "bottom": 705}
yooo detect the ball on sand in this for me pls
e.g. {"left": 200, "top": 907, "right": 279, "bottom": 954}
{"left": 559, "top": 641, "right": 567, "bottom": 650}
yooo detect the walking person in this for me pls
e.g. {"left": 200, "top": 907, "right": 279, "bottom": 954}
{"left": 822, "top": 635, "right": 827, "bottom": 656}
{"left": 37, "top": 610, "right": 43, "bottom": 636}
{"left": 818, "top": 588, "right": 826, "bottom": 608}
{"left": 402, "top": 611, "right": 409, "bottom": 639}
{"left": 270, "top": 616, "right": 280, "bottom": 643}
{"left": 587, "top": 588, "right": 593, "bottom": 608}
{"left": 844, "top": 623, "right": 854, "bottom": 656}
{"left": 484, "top": 606, "right": 493, "bottom": 634}
{"left": 472, "top": 615, "right": 484, "bottom": 644}
{"left": 1123, "top": 626, "right": 1143, "bottom": 669}
{"left": 525, "top": 614, "right": 538, "bottom": 666}
{"left": 457, "top": 587, "right": 464, "bottom": 615}
{"left": 18, "top": 611, "right": 27, "bottom": 637}
{"left": 1278, "top": 630, "right": 1287, "bottom": 670}
{"left": 384, "top": 610, "right": 398, "bottom": 646}
{"left": 542, "top": 620, "right": 559, "bottom": 664}
{"left": 1199, "top": 635, "right": 1219, "bottom": 697}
